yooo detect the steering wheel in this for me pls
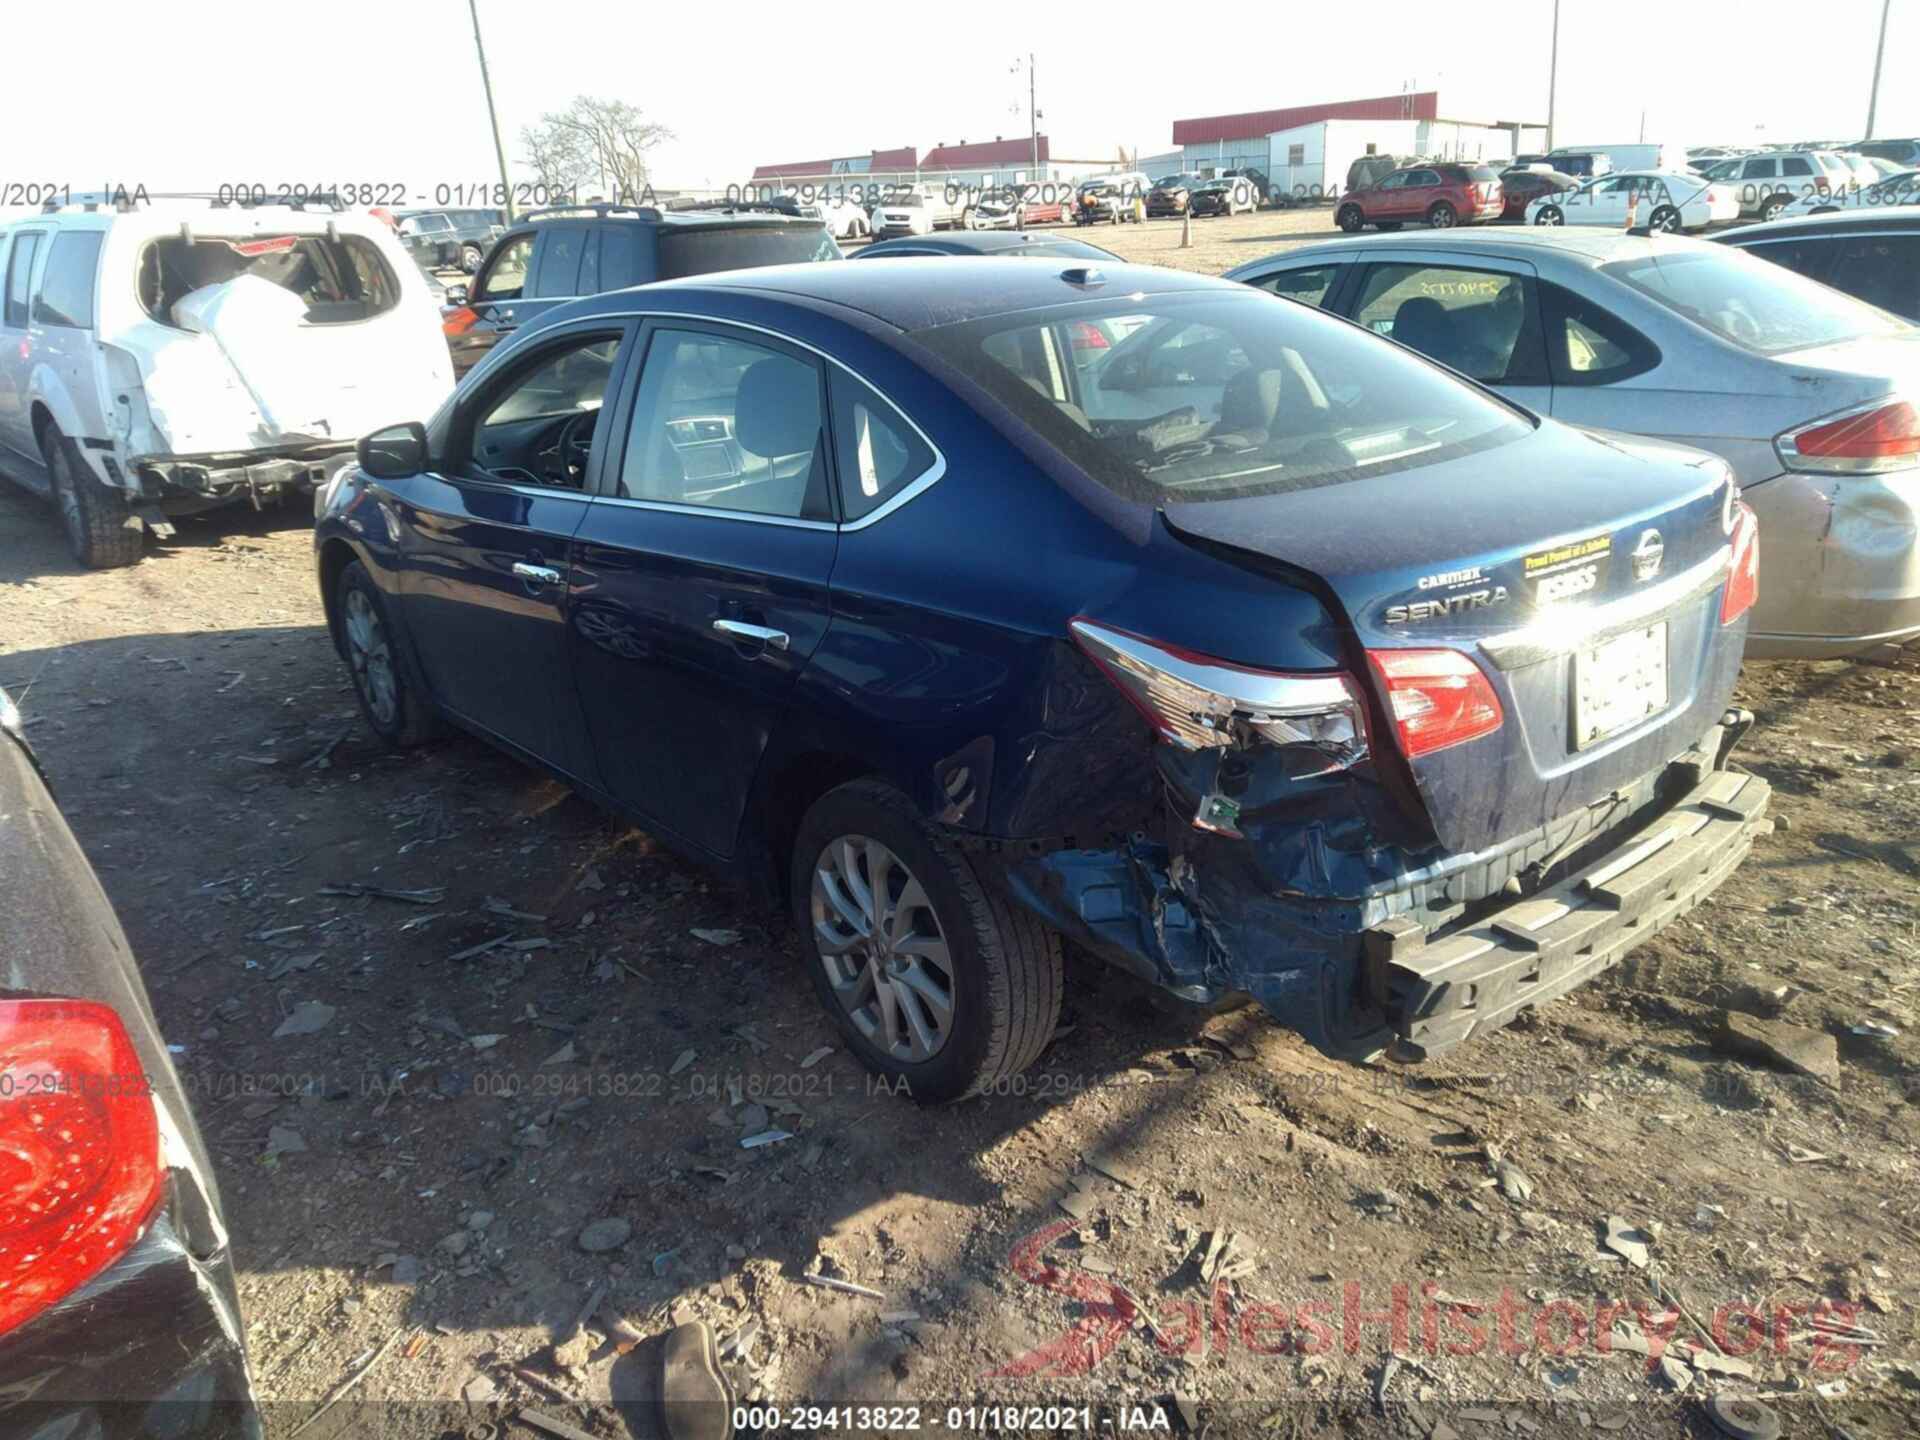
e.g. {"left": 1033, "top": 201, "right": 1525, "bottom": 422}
{"left": 544, "top": 409, "right": 599, "bottom": 488}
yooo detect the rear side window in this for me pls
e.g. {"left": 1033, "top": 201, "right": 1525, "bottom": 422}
{"left": 1353, "top": 263, "right": 1548, "bottom": 385}
{"left": 829, "top": 370, "right": 935, "bottom": 521}
{"left": 657, "top": 224, "right": 839, "bottom": 280}
{"left": 1825, "top": 234, "right": 1920, "bottom": 320}
{"left": 531, "top": 227, "right": 587, "bottom": 298}
{"left": 598, "top": 227, "right": 654, "bottom": 290}
{"left": 33, "top": 231, "right": 103, "bottom": 329}
{"left": 5, "top": 232, "right": 44, "bottom": 328}
{"left": 1782, "top": 157, "right": 1813, "bottom": 178}
{"left": 1734, "top": 237, "right": 1839, "bottom": 288}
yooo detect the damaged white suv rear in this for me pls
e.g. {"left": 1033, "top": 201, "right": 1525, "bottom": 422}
{"left": 0, "top": 196, "right": 453, "bottom": 567}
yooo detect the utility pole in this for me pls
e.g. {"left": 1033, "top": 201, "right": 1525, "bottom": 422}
{"left": 1866, "top": 0, "right": 1892, "bottom": 139}
{"left": 1029, "top": 53, "right": 1039, "bottom": 178}
{"left": 467, "top": 0, "right": 517, "bottom": 220}
{"left": 1546, "top": 0, "right": 1562, "bottom": 152}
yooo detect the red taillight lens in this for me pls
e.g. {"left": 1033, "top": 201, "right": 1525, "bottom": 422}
{"left": 1777, "top": 399, "right": 1920, "bottom": 475}
{"left": 0, "top": 1001, "right": 164, "bottom": 1336}
{"left": 1069, "top": 321, "right": 1110, "bottom": 351}
{"left": 441, "top": 306, "right": 480, "bottom": 337}
{"left": 1720, "top": 500, "right": 1760, "bottom": 624}
{"left": 1366, "top": 648, "right": 1504, "bottom": 758}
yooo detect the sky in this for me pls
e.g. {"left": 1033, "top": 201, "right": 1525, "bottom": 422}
{"left": 3, "top": 0, "right": 1912, "bottom": 206}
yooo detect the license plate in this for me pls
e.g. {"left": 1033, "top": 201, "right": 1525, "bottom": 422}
{"left": 1573, "top": 623, "right": 1669, "bottom": 749}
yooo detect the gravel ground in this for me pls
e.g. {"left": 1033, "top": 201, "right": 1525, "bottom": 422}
{"left": 3, "top": 213, "right": 1918, "bottom": 1439}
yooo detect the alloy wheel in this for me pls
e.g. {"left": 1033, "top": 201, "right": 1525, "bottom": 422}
{"left": 343, "top": 587, "right": 399, "bottom": 728}
{"left": 811, "top": 835, "right": 955, "bottom": 1063}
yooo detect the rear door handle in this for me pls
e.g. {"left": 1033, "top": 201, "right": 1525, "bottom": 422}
{"left": 512, "top": 562, "right": 561, "bottom": 586}
{"left": 712, "top": 619, "right": 790, "bottom": 651}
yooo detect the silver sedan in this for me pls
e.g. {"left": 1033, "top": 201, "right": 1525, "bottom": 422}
{"left": 1226, "top": 229, "right": 1920, "bottom": 658}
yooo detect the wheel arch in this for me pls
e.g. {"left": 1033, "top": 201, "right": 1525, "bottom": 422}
{"left": 750, "top": 747, "right": 884, "bottom": 907}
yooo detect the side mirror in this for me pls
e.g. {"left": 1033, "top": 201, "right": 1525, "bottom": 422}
{"left": 357, "top": 422, "right": 430, "bottom": 480}
{"left": 444, "top": 283, "right": 470, "bottom": 306}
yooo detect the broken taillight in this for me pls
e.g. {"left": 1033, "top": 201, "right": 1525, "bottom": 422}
{"left": 1069, "top": 619, "right": 1369, "bottom": 768}
{"left": 1720, "top": 501, "right": 1760, "bottom": 624}
{"left": 0, "top": 1000, "right": 164, "bottom": 1337}
{"left": 442, "top": 306, "right": 480, "bottom": 337}
{"left": 1776, "top": 398, "right": 1920, "bottom": 475}
{"left": 1365, "top": 648, "right": 1504, "bottom": 759}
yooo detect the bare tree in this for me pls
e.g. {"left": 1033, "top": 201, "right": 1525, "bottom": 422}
{"left": 519, "top": 97, "right": 673, "bottom": 202}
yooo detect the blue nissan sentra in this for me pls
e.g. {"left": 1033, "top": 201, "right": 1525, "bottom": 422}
{"left": 315, "top": 257, "right": 1770, "bottom": 1101}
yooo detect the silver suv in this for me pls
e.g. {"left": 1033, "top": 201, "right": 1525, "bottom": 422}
{"left": 1704, "top": 151, "right": 1857, "bottom": 220}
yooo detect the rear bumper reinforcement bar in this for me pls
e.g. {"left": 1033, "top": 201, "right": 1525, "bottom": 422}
{"left": 1366, "top": 767, "right": 1772, "bottom": 1059}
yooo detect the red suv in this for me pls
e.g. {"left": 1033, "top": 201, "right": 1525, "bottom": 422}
{"left": 1335, "top": 163, "right": 1504, "bottom": 232}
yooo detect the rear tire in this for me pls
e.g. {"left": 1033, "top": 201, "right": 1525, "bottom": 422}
{"left": 1758, "top": 193, "right": 1789, "bottom": 222}
{"left": 43, "top": 426, "right": 142, "bottom": 569}
{"left": 791, "top": 779, "right": 1062, "bottom": 1104}
{"left": 1335, "top": 204, "right": 1365, "bottom": 233}
{"left": 335, "top": 559, "right": 440, "bottom": 748}
{"left": 1649, "top": 204, "right": 1683, "bottom": 233}
{"left": 1427, "top": 201, "right": 1458, "bottom": 228}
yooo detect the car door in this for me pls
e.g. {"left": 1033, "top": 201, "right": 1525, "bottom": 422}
{"left": 0, "top": 228, "right": 46, "bottom": 460}
{"left": 385, "top": 319, "right": 639, "bottom": 780}
{"left": 446, "top": 230, "right": 537, "bottom": 377}
{"left": 1398, "top": 168, "right": 1442, "bottom": 220}
{"left": 1342, "top": 255, "right": 1553, "bottom": 411}
{"left": 1738, "top": 157, "right": 1779, "bottom": 214}
{"left": 566, "top": 319, "right": 842, "bottom": 858}
{"left": 1554, "top": 178, "right": 1607, "bottom": 224}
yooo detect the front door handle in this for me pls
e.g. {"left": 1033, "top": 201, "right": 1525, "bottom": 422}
{"left": 512, "top": 562, "right": 561, "bottom": 586}
{"left": 712, "top": 619, "right": 790, "bottom": 651}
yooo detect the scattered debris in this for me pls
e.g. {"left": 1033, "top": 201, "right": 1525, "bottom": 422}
{"left": 319, "top": 882, "right": 445, "bottom": 905}
{"left": 1704, "top": 1395, "right": 1782, "bottom": 1440}
{"left": 690, "top": 928, "right": 741, "bottom": 946}
{"left": 576, "top": 1218, "right": 632, "bottom": 1254}
{"left": 1086, "top": 1149, "right": 1145, "bottom": 1190}
{"left": 288, "top": 1330, "right": 405, "bottom": 1436}
{"left": 265, "top": 1125, "right": 307, "bottom": 1157}
{"left": 801, "top": 1272, "right": 885, "bottom": 1300}
{"left": 1602, "top": 1215, "right": 1652, "bottom": 1269}
{"left": 518, "top": 1409, "right": 601, "bottom": 1440}
{"left": 1194, "top": 1228, "right": 1256, "bottom": 1285}
{"left": 468, "top": 1034, "right": 505, "bottom": 1051}
{"left": 1715, "top": 1010, "right": 1840, "bottom": 1084}
{"left": 799, "top": 1045, "right": 834, "bottom": 1068}
{"left": 272, "top": 1001, "right": 335, "bottom": 1038}
{"left": 660, "top": 1322, "right": 733, "bottom": 1440}
{"left": 741, "top": 1129, "right": 794, "bottom": 1149}
{"left": 669, "top": 1048, "right": 697, "bottom": 1076}
{"left": 1849, "top": 1021, "right": 1900, "bottom": 1040}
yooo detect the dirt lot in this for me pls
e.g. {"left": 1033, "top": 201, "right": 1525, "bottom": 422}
{"left": 4, "top": 207, "right": 1919, "bottom": 1440}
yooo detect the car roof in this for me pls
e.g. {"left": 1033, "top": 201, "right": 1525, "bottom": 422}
{"left": 857, "top": 232, "right": 1116, "bottom": 258}
{"left": 1225, "top": 227, "right": 1711, "bottom": 277}
{"left": 1717, "top": 208, "right": 1920, "bottom": 243}
{"left": 625, "top": 255, "right": 1234, "bottom": 332}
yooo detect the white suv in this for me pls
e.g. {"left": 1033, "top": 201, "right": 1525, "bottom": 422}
{"left": 1704, "top": 151, "right": 1857, "bottom": 221}
{"left": 0, "top": 196, "right": 453, "bottom": 567}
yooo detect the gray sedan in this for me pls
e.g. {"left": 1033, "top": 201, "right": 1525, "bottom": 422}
{"left": 1226, "top": 230, "right": 1920, "bottom": 658}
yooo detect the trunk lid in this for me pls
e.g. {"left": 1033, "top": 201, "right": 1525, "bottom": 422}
{"left": 1162, "top": 424, "right": 1738, "bottom": 854}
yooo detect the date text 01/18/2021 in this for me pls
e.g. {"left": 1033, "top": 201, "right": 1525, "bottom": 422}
{"left": 729, "top": 1404, "right": 1173, "bottom": 1431}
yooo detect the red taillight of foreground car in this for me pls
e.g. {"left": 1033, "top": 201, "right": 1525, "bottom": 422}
{"left": 1720, "top": 501, "right": 1760, "bottom": 625}
{"left": 1365, "top": 648, "right": 1504, "bottom": 759}
{"left": 0, "top": 1000, "right": 164, "bottom": 1337}
{"left": 1069, "top": 321, "right": 1110, "bottom": 351}
{"left": 442, "top": 306, "right": 480, "bottom": 337}
{"left": 1777, "top": 399, "right": 1920, "bottom": 475}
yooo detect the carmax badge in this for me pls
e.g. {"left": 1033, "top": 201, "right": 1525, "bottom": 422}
{"left": 1384, "top": 586, "right": 1510, "bottom": 624}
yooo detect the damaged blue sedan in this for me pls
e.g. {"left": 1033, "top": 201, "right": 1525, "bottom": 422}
{"left": 315, "top": 257, "right": 1770, "bottom": 1101}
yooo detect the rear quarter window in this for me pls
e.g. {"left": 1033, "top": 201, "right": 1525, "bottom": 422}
{"left": 32, "top": 231, "right": 103, "bottom": 329}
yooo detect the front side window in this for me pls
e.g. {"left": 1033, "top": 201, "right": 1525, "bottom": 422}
{"left": 1353, "top": 263, "right": 1545, "bottom": 384}
{"left": 5, "top": 232, "right": 43, "bottom": 329}
{"left": 1252, "top": 264, "right": 1342, "bottom": 308}
{"left": 1742, "top": 159, "right": 1778, "bottom": 180}
{"left": 1602, "top": 247, "right": 1913, "bottom": 354}
{"left": 617, "top": 329, "right": 828, "bottom": 521}
{"left": 1406, "top": 170, "right": 1441, "bottom": 187}
{"left": 915, "top": 291, "right": 1531, "bottom": 506}
{"left": 469, "top": 333, "right": 622, "bottom": 487}
{"left": 477, "top": 234, "right": 534, "bottom": 300}
{"left": 33, "top": 231, "right": 103, "bottom": 329}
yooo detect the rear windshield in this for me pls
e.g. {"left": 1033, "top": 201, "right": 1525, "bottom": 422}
{"left": 915, "top": 292, "right": 1533, "bottom": 504}
{"left": 1469, "top": 165, "right": 1501, "bottom": 181}
{"left": 657, "top": 223, "right": 840, "bottom": 279}
{"left": 138, "top": 234, "right": 400, "bottom": 326}
{"left": 1602, "top": 247, "right": 1913, "bottom": 355}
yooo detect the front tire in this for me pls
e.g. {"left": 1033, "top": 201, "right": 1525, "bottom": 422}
{"left": 1335, "top": 204, "right": 1365, "bottom": 233}
{"left": 1426, "top": 201, "right": 1457, "bottom": 228}
{"left": 336, "top": 559, "right": 439, "bottom": 747}
{"left": 43, "top": 426, "right": 142, "bottom": 569}
{"left": 460, "top": 243, "right": 484, "bottom": 273}
{"left": 791, "top": 779, "right": 1062, "bottom": 1103}
{"left": 1535, "top": 205, "right": 1564, "bottom": 225}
